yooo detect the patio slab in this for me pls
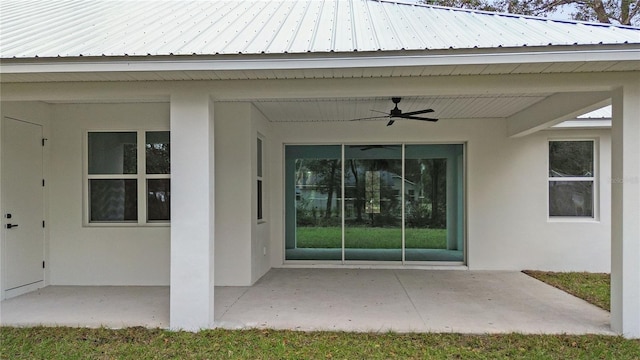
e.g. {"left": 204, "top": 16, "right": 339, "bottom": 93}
{"left": 0, "top": 286, "right": 169, "bottom": 328}
{"left": 1, "top": 269, "right": 613, "bottom": 334}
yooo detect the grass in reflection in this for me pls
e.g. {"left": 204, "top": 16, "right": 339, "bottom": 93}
{"left": 296, "top": 227, "right": 447, "bottom": 249}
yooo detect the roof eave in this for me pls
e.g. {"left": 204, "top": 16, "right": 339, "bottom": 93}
{"left": 2, "top": 45, "right": 639, "bottom": 75}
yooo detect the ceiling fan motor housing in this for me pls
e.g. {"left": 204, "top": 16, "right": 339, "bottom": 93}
{"left": 390, "top": 97, "right": 403, "bottom": 116}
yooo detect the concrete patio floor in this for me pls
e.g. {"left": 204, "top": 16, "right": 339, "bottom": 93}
{"left": 1, "top": 269, "right": 613, "bottom": 334}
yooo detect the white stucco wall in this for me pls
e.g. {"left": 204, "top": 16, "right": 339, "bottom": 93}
{"left": 214, "top": 103, "right": 253, "bottom": 285}
{"left": 269, "top": 118, "right": 611, "bottom": 272}
{"left": 48, "top": 103, "right": 170, "bottom": 285}
{"left": 214, "top": 102, "right": 272, "bottom": 286}
{"left": 251, "top": 105, "right": 271, "bottom": 283}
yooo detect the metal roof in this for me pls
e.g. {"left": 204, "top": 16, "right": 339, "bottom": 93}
{"left": 578, "top": 105, "right": 612, "bottom": 119}
{"left": 1, "top": 0, "right": 639, "bottom": 59}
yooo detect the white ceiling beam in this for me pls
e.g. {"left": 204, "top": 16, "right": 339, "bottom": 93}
{"left": 507, "top": 91, "right": 611, "bottom": 138}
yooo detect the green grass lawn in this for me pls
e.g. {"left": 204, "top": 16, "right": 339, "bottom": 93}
{"left": 523, "top": 271, "right": 610, "bottom": 311}
{"left": 1, "top": 327, "right": 639, "bottom": 359}
{"left": 296, "top": 226, "right": 447, "bottom": 249}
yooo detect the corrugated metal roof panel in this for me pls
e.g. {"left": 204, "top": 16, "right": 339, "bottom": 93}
{"left": 1, "top": 0, "right": 638, "bottom": 59}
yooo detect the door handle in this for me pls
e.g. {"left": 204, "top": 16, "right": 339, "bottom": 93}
{"left": 6, "top": 223, "right": 18, "bottom": 229}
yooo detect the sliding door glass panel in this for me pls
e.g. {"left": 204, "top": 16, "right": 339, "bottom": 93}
{"left": 344, "top": 145, "right": 402, "bottom": 261}
{"left": 405, "top": 145, "right": 463, "bottom": 261}
{"left": 285, "top": 145, "right": 342, "bottom": 260}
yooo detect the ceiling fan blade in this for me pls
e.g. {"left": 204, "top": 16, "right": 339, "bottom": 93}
{"left": 349, "top": 115, "right": 390, "bottom": 121}
{"left": 399, "top": 115, "right": 439, "bottom": 122}
{"left": 370, "top": 109, "right": 389, "bottom": 115}
{"left": 401, "top": 108, "right": 435, "bottom": 116}
{"left": 386, "top": 119, "right": 395, "bottom": 126}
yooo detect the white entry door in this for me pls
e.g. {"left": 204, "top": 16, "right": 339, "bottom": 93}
{"left": 2, "top": 117, "right": 45, "bottom": 297}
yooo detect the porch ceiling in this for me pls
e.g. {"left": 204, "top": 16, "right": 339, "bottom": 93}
{"left": 243, "top": 94, "right": 552, "bottom": 122}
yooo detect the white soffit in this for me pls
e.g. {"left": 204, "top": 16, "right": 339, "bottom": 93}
{"left": 247, "top": 94, "right": 550, "bottom": 122}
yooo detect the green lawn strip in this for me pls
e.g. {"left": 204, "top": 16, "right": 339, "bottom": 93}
{"left": 296, "top": 227, "right": 446, "bottom": 249}
{"left": 523, "top": 271, "right": 610, "bottom": 311}
{"left": 2, "top": 327, "right": 639, "bottom": 359}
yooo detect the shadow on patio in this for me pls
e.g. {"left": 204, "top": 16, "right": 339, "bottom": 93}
{"left": 1, "top": 269, "right": 612, "bottom": 335}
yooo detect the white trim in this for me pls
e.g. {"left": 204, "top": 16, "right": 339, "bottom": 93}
{"left": 401, "top": 144, "right": 406, "bottom": 264}
{"left": 279, "top": 263, "right": 467, "bottom": 270}
{"left": 2, "top": 48, "right": 639, "bottom": 74}
{"left": 547, "top": 138, "right": 599, "bottom": 221}
{"left": 341, "top": 144, "right": 345, "bottom": 264}
{"left": 256, "top": 134, "right": 265, "bottom": 224}
{"left": 283, "top": 142, "right": 467, "bottom": 265}
{"left": 83, "top": 129, "right": 171, "bottom": 227}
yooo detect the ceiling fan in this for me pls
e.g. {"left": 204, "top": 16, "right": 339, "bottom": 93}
{"left": 352, "top": 97, "right": 438, "bottom": 126}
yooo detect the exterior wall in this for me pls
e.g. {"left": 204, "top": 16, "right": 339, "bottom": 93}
{"left": 214, "top": 102, "right": 272, "bottom": 286}
{"left": 0, "top": 101, "right": 52, "bottom": 295}
{"left": 48, "top": 103, "right": 170, "bottom": 285}
{"left": 269, "top": 118, "right": 611, "bottom": 272}
{"left": 468, "top": 127, "right": 610, "bottom": 271}
{"left": 214, "top": 103, "right": 252, "bottom": 285}
{"left": 251, "top": 106, "right": 271, "bottom": 283}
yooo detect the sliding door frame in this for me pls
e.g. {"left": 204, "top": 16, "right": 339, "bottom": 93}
{"left": 284, "top": 142, "right": 467, "bottom": 266}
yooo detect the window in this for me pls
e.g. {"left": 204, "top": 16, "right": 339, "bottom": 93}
{"left": 86, "top": 131, "right": 170, "bottom": 225}
{"left": 257, "top": 136, "right": 263, "bottom": 221}
{"left": 548, "top": 140, "right": 595, "bottom": 218}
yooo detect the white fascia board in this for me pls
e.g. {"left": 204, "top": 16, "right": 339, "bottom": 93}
{"left": 1, "top": 48, "right": 639, "bottom": 74}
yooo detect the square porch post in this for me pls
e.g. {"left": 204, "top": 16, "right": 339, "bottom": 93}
{"left": 611, "top": 83, "right": 640, "bottom": 338}
{"left": 169, "top": 91, "right": 215, "bottom": 331}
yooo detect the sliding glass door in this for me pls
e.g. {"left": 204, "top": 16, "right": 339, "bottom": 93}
{"left": 285, "top": 144, "right": 464, "bottom": 263}
{"left": 285, "top": 146, "right": 342, "bottom": 260}
{"left": 404, "top": 145, "right": 463, "bottom": 261}
{"left": 344, "top": 145, "right": 402, "bottom": 261}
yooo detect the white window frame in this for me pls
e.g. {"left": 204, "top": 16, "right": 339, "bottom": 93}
{"left": 83, "top": 129, "right": 170, "bottom": 227}
{"left": 257, "top": 134, "right": 265, "bottom": 223}
{"left": 547, "top": 138, "right": 598, "bottom": 222}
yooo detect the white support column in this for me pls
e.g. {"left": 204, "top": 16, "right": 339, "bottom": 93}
{"left": 611, "top": 83, "right": 640, "bottom": 338}
{"left": 170, "top": 91, "right": 215, "bottom": 331}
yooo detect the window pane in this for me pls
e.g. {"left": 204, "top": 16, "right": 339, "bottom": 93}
{"left": 257, "top": 180, "right": 263, "bottom": 220}
{"left": 257, "top": 138, "right": 263, "bottom": 177}
{"left": 285, "top": 145, "right": 342, "bottom": 261}
{"left": 404, "top": 158, "right": 448, "bottom": 248}
{"left": 90, "top": 179, "right": 137, "bottom": 221}
{"left": 549, "top": 181, "right": 594, "bottom": 217}
{"left": 88, "top": 132, "right": 137, "bottom": 174}
{"left": 405, "top": 144, "right": 464, "bottom": 261}
{"left": 549, "top": 141, "right": 593, "bottom": 177}
{"left": 147, "top": 179, "right": 171, "bottom": 221}
{"left": 344, "top": 145, "right": 402, "bottom": 261}
{"left": 146, "top": 131, "right": 170, "bottom": 174}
